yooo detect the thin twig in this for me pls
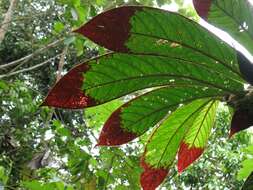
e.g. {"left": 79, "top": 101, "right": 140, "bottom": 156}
{"left": 0, "top": 38, "right": 64, "bottom": 70}
{"left": 0, "top": 54, "right": 61, "bottom": 79}
{"left": 56, "top": 46, "right": 68, "bottom": 82}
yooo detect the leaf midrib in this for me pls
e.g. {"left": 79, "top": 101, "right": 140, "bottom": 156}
{"left": 122, "top": 95, "right": 221, "bottom": 134}
{"left": 131, "top": 32, "right": 242, "bottom": 78}
{"left": 127, "top": 52, "right": 243, "bottom": 84}
{"left": 189, "top": 100, "right": 216, "bottom": 148}
{"left": 85, "top": 72, "right": 238, "bottom": 94}
{"left": 156, "top": 99, "right": 211, "bottom": 167}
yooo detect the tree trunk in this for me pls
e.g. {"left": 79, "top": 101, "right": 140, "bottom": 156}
{"left": 0, "top": 0, "right": 17, "bottom": 43}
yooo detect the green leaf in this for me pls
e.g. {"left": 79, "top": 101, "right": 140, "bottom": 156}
{"left": 144, "top": 98, "right": 211, "bottom": 168}
{"left": 0, "top": 166, "right": 8, "bottom": 185}
{"left": 238, "top": 159, "right": 253, "bottom": 180}
{"left": 64, "top": 36, "right": 76, "bottom": 45}
{"left": 242, "top": 172, "right": 253, "bottom": 190}
{"left": 0, "top": 80, "right": 8, "bottom": 90}
{"left": 54, "top": 22, "right": 65, "bottom": 33}
{"left": 83, "top": 53, "right": 242, "bottom": 104}
{"left": 193, "top": 0, "right": 253, "bottom": 55}
{"left": 177, "top": 100, "right": 219, "bottom": 172}
{"left": 120, "top": 87, "right": 222, "bottom": 135}
{"left": 23, "top": 180, "right": 44, "bottom": 190}
{"left": 183, "top": 100, "right": 218, "bottom": 148}
{"left": 74, "top": 38, "right": 85, "bottom": 56}
{"left": 85, "top": 99, "right": 123, "bottom": 128}
{"left": 96, "top": 87, "right": 223, "bottom": 146}
{"left": 75, "top": 6, "right": 87, "bottom": 23}
{"left": 76, "top": 6, "right": 244, "bottom": 86}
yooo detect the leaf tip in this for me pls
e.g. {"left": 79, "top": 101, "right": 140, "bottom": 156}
{"left": 97, "top": 108, "right": 138, "bottom": 146}
{"left": 74, "top": 6, "right": 142, "bottom": 52}
{"left": 140, "top": 157, "right": 169, "bottom": 190}
{"left": 177, "top": 142, "right": 204, "bottom": 173}
{"left": 43, "top": 63, "right": 98, "bottom": 109}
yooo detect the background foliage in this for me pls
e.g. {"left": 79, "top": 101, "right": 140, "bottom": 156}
{"left": 0, "top": 0, "right": 252, "bottom": 189}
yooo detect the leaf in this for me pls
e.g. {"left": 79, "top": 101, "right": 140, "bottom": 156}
{"left": 144, "top": 98, "right": 210, "bottom": 169}
{"left": 64, "top": 36, "right": 76, "bottom": 45}
{"left": 54, "top": 21, "right": 65, "bottom": 33}
{"left": 43, "top": 51, "right": 240, "bottom": 109}
{"left": 75, "top": 6, "right": 243, "bottom": 85}
{"left": 238, "top": 159, "right": 253, "bottom": 180}
{"left": 193, "top": 0, "right": 253, "bottom": 56}
{"left": 242, "top": 172, "right": 253, "bottom": 190}
{"left": 74, "top": 6, "right": 141, "bottom": 52}
{"left": 83, "top": 53, "right": 242, "bottom": 104}
{"left": 85, "top": 99, "right": 123, "bottom": 128}
{"left": 96, "top": 107, "right": 137, "bottom": 146}
{"left": 23, "top": 180, "right": 44, "bottom": 190}
{"left": 0, "top": 166, "right": 8, "bottom": 184}
{"left": 42, "top": 61, "right": 96, "bottom": 109}
{"left": 140, "top": 157, "right": 169, "bottom": 190}
{"left": 141, "top": 99, "right": 211, "bottom": 189}
{"left": 237, "top": 52, "right": 253, "bottom": 85}
{"left": 97, "top": 87, "right": 223, "bottom": 146}
{"left": 45, "top": 7, "right": 245, "bottom": 109}
{"left": 177, "top": 100, "right": 218, "bottom": 172}
{"left": 230, "top": 108, "right": 253, "bottom": 137}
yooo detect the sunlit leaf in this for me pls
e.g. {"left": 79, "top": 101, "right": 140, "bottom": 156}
{"left": 141, "top": 99, "right": 211, "bottom": 189}
{"left": 76, "top": 6, "right": 243, "bottom": 85}
{"left": 193, "top": 0, "right": 253, "bottom": 56}
{"left": 178, "top": 100, "right": 218, "bottom": 172}
{"left": 97, "top": 87, "right": 223, "bottom": 146}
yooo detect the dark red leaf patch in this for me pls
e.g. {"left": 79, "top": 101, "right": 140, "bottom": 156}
{"left": 74, "top": 6, "right": 142, "bottom": 52}
{"left": 140, "top": 157, "right": 169, "bottom": 190}
{"left": 42, "top": 63, "right": 96, "bottom": 109}
{"left": 97, "top": 107, "right": 137, "bottom": 146}
{"left": 193, "top": 0, "right": 212, "bottom": 19}
{"left": 177, "top": 142, "right": 204, "bottom": 173}
{"left": 230, "top": 108, "right": 253, "bottom": 138}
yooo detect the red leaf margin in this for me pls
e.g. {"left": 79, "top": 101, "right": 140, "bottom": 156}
{"left": 177, "top": 142, "right": 204, "bottom": 173}
{"left": 96, "top": 107, "right": 137, "bottom": 146}
{"left": 140, "top": 156, "right": 169, "bottom": 190}
{"left": 41, "top": 63, "right": 96, "bottom": 109}
{"left": 192, "top": 0, "right": 212, "bottom": 20}
{"left": 74, "top": 6, "right": 143, "bottom": 52}
{"left": 96, "top": 86, "right": 170, "bottom": 146}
